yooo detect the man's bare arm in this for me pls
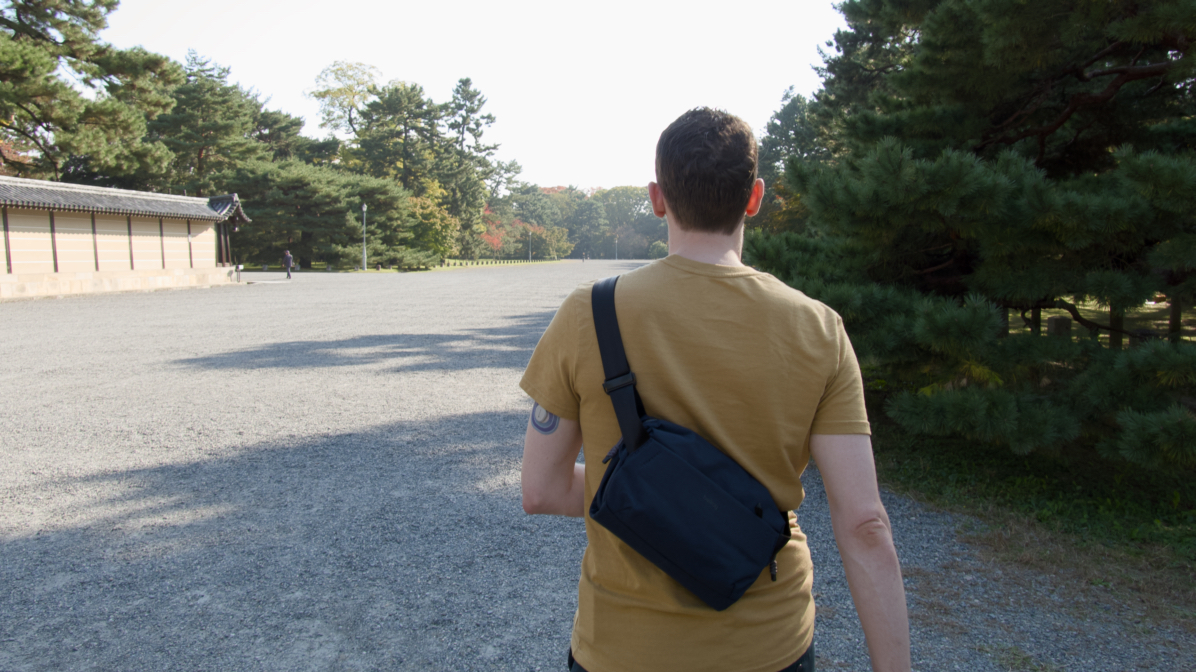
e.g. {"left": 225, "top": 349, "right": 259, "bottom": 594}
{"left": 810, "top": 434, "right": 911, "bottom": 672}
{"left": 521, "top": 402, "right": 585, "bottom": 517}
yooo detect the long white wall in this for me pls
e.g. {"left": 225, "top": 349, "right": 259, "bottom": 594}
{"left": 2, "top": 207, "right": 220, "bottom": 275}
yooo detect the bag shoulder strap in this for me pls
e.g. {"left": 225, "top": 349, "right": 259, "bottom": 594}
{"left": 592, "top": 276, "right": 649, "bottom": 451}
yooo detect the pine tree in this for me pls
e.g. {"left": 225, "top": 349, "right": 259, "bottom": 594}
{"left": 438, "top": 78, "right": 496, "bottom": 222}
{"left": 0, "top": 0, "right": 181, "bottom": 180}
{"left": 750, "top": 0, "right": 1196, "bottom": 469}
{"left": 147, "top": 52, "right": 267, "bottom": 196}
{"left": 356, "top": 82, "right": 441, "bottom": 194}
{"left": 219, "top": 160, "right": 420, "bottom": 269}
{"left": 437, "top": 78, "right": 498, "bottom": 259}
{"left": 753, "top": 89, "right": 827, "bottom": 233}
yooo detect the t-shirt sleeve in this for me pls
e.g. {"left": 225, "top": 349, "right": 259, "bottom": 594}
{"left": 519, "top": 289, "right": 584, "bottom": 421}
{"left": 809, "top": 315, "right": 871, "bottom": 435}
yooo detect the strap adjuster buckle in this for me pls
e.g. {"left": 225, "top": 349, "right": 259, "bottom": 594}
{"left": 602, "top": 372, "right": 637, "bottom": 395}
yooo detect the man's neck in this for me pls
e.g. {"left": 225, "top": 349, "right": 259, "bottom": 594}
{"left": 666, "top": 219, "right": 745, "bottom": 266}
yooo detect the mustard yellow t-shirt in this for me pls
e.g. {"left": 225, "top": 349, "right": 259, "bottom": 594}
{"left": 519, "top": 255, "right": 870, "bottom": 672}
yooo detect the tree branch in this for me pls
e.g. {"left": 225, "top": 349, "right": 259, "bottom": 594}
{"left": 917, "top": 243, "right": 953, "bottom": 253}
{"left": 0, "top": 17, "right": 61, "bottom": 46}
{"left": 978, "top": 60, "right": 1173, "bottom": 153}
{"left": 1054, "top": 299, "right": 1136, "bottom": 337}
{"left": 984, "top": 40, "right": 1129, "bottom": 140}
{"left": 1079, "top": 61, "right": 1172, "bottom": 82}
{"left": 1078, "top": 40, "right": 1127, "bottom": 73}
{"left": 913, "top": 257, "right": 956, "bottom": 275}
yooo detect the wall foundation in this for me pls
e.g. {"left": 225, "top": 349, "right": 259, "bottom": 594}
{"left": 0, "top": 267, "right": 241, "bottom": 300}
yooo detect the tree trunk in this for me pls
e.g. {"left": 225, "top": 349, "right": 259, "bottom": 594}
{"left": 1172, "top": 297, "right": 1184, "bottom": 342}
{"left": 195, "top": 148, "right": 206, "bottom": 196}
{"left": 299, "top": 230, "right": 314, "bottom": 269}
{"left": 1109, "top": 309, "right": 1124, "bottom": 349}
{"left": 1031, "top": 307, "right": 1042, "bottom": 336}
{"left": 998, "top": 307, "right": 1009, "bottom": 337}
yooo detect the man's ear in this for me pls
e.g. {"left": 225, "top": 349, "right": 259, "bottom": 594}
{"left": 744, "top": 178, "right": 766, "bottom": 217}
{"left": 648, "top": 182, "right": 668, "bottom": 219}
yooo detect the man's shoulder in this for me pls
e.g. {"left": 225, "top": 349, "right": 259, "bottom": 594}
{"left": 617, "top": 258, "right": 842, "bottom": 322}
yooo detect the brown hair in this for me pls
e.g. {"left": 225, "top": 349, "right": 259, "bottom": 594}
{"left": 655, "top": 108, "right": 758, "bottom": 235}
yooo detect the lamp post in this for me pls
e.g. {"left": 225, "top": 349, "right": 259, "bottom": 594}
{"left": 361, "top": 203, "right": 367, "bottom": 271}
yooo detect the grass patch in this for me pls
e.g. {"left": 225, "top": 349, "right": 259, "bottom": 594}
{"left": 871, "top": 422, "right": 1196, "bottom": 559}
{"left": 868, "top": 396, "right": 1196, "bottom": 618}
{"left": 1007, "top": 299, "right": 1193, "bottom": 344}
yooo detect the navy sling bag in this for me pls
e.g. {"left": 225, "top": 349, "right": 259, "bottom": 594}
{"left": 587, "top": 275, "right": 791, "bottom": 611}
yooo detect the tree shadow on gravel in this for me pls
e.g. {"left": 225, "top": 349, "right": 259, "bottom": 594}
{"left": 172, "top": 310, "right": 558, "bottom": 374}
{"left": 0, "top": 409, "right": 585, "bottom": 672}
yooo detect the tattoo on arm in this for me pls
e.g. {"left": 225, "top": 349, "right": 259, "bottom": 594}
{"left": 531, "top": 402, "right": 561, "bottom": 435}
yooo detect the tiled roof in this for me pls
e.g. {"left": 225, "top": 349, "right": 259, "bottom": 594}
{"left": 207, "top": 193, "right": 252, "bottom": 224}
{"left": 0, "top": 176, "right": 250, "bottom": 223}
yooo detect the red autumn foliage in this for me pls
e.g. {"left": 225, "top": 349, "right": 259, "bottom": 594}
{"left": 481, "top": 221, "right": 506, "bottom": 253}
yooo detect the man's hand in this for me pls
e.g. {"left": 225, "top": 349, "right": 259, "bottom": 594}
{"left": 810, "top": 434, "right": 911, "bottom": 672}
{"left": 521, "top": 402, "right": 585, "bottom": 517}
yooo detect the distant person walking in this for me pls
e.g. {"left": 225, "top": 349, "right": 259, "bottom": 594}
{"left": 283, "top": 250, "right": 293, "bottom": 280}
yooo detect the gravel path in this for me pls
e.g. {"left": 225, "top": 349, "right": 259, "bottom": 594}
{"left": 0, "top": 261, "right": 1190, "bottom": 671}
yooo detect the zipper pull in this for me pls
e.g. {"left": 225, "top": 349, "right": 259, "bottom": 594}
{"left": 770, "top": 559, "right": 778, "bottom": 582}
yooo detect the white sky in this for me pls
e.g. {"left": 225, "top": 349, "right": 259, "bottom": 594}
{"left": 101, "top": 0, "right": 845, "bottom": 191}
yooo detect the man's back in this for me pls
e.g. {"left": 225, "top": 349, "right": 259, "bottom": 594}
{"left": 520, "top": 255, "right": 869, "bottom": 672}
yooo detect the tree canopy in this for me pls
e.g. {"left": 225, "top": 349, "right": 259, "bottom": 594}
{"left": 0, "top": 0, "right": 182, "bottom": 179}
{"left": 749, "top": 0, "right": 1196, "bottom": 470}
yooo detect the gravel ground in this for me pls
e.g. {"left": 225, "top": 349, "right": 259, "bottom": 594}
{"left": 0, "top": 260, "right": 1191, "bottom": 672}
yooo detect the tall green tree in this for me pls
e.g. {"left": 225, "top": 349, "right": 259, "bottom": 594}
{"left": 251, "top": 108, "right": 337, "bottom": 164}
{"left": 592, "top": 186, "right": 663, "bottom": 258}
{"left": 759, "top": 88, "right": 830, "bottom": 181}
{"left": 220, "top": 159, "right": 417, "bottom": 269}
{"left": 752, "top": 0, "right": 1196, "bottom": 469}
{"left": 508, "top": 182, "right": 561, "bottom": 228}
{"left": 437, "top": 78, "right": 496, "bottom": 223}
{"left": 754, "top": 88, "right": 828, "bottom": 232}
{"left": 803, "top": 0, "right": 1196, "bottom": 329}
{"left": 146, "top": 52, "right": 266, "bottom": 196}
{"left": 566, "top": 199, "right": 609, "bottom": 258}
{"left": 357, "top": 81, "right": 440, "bottom": 194}
{"left": 436, "top": 78, "right": 499, "bottom": 259}
{"left": 0, "top": 0, "right": 181, "bottom": 180}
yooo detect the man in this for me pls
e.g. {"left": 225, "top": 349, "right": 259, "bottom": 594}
{"left": 519, "top": 108, "right": 910, "bottom": 672}
{"left": 283, "top": 250, "right": 293, "bottom": 280}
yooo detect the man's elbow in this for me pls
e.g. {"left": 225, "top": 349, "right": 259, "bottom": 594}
{"left": 522, "top": 485, "right": 550, "bottom": 515}
{"left": 847, "top": 515, "right": 895, "bottom": 550}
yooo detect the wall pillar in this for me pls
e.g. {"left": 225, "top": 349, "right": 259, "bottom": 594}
{"left": 187, "top": 220, "right": 194, "bottom": 269}
{"left": 215, "top": 222, "right": 224, "bottom": 267}
{"left": 49, "top": 210, "right": 59, "bottom": 273}
{"left": 126, "top": 215, "right": 135, "bottom": 270}
{"left": 91, "top": 213, "right": 99, "bottom": 271}
{"left": 2, "top": 206, "right": 10, "bottom": 274}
